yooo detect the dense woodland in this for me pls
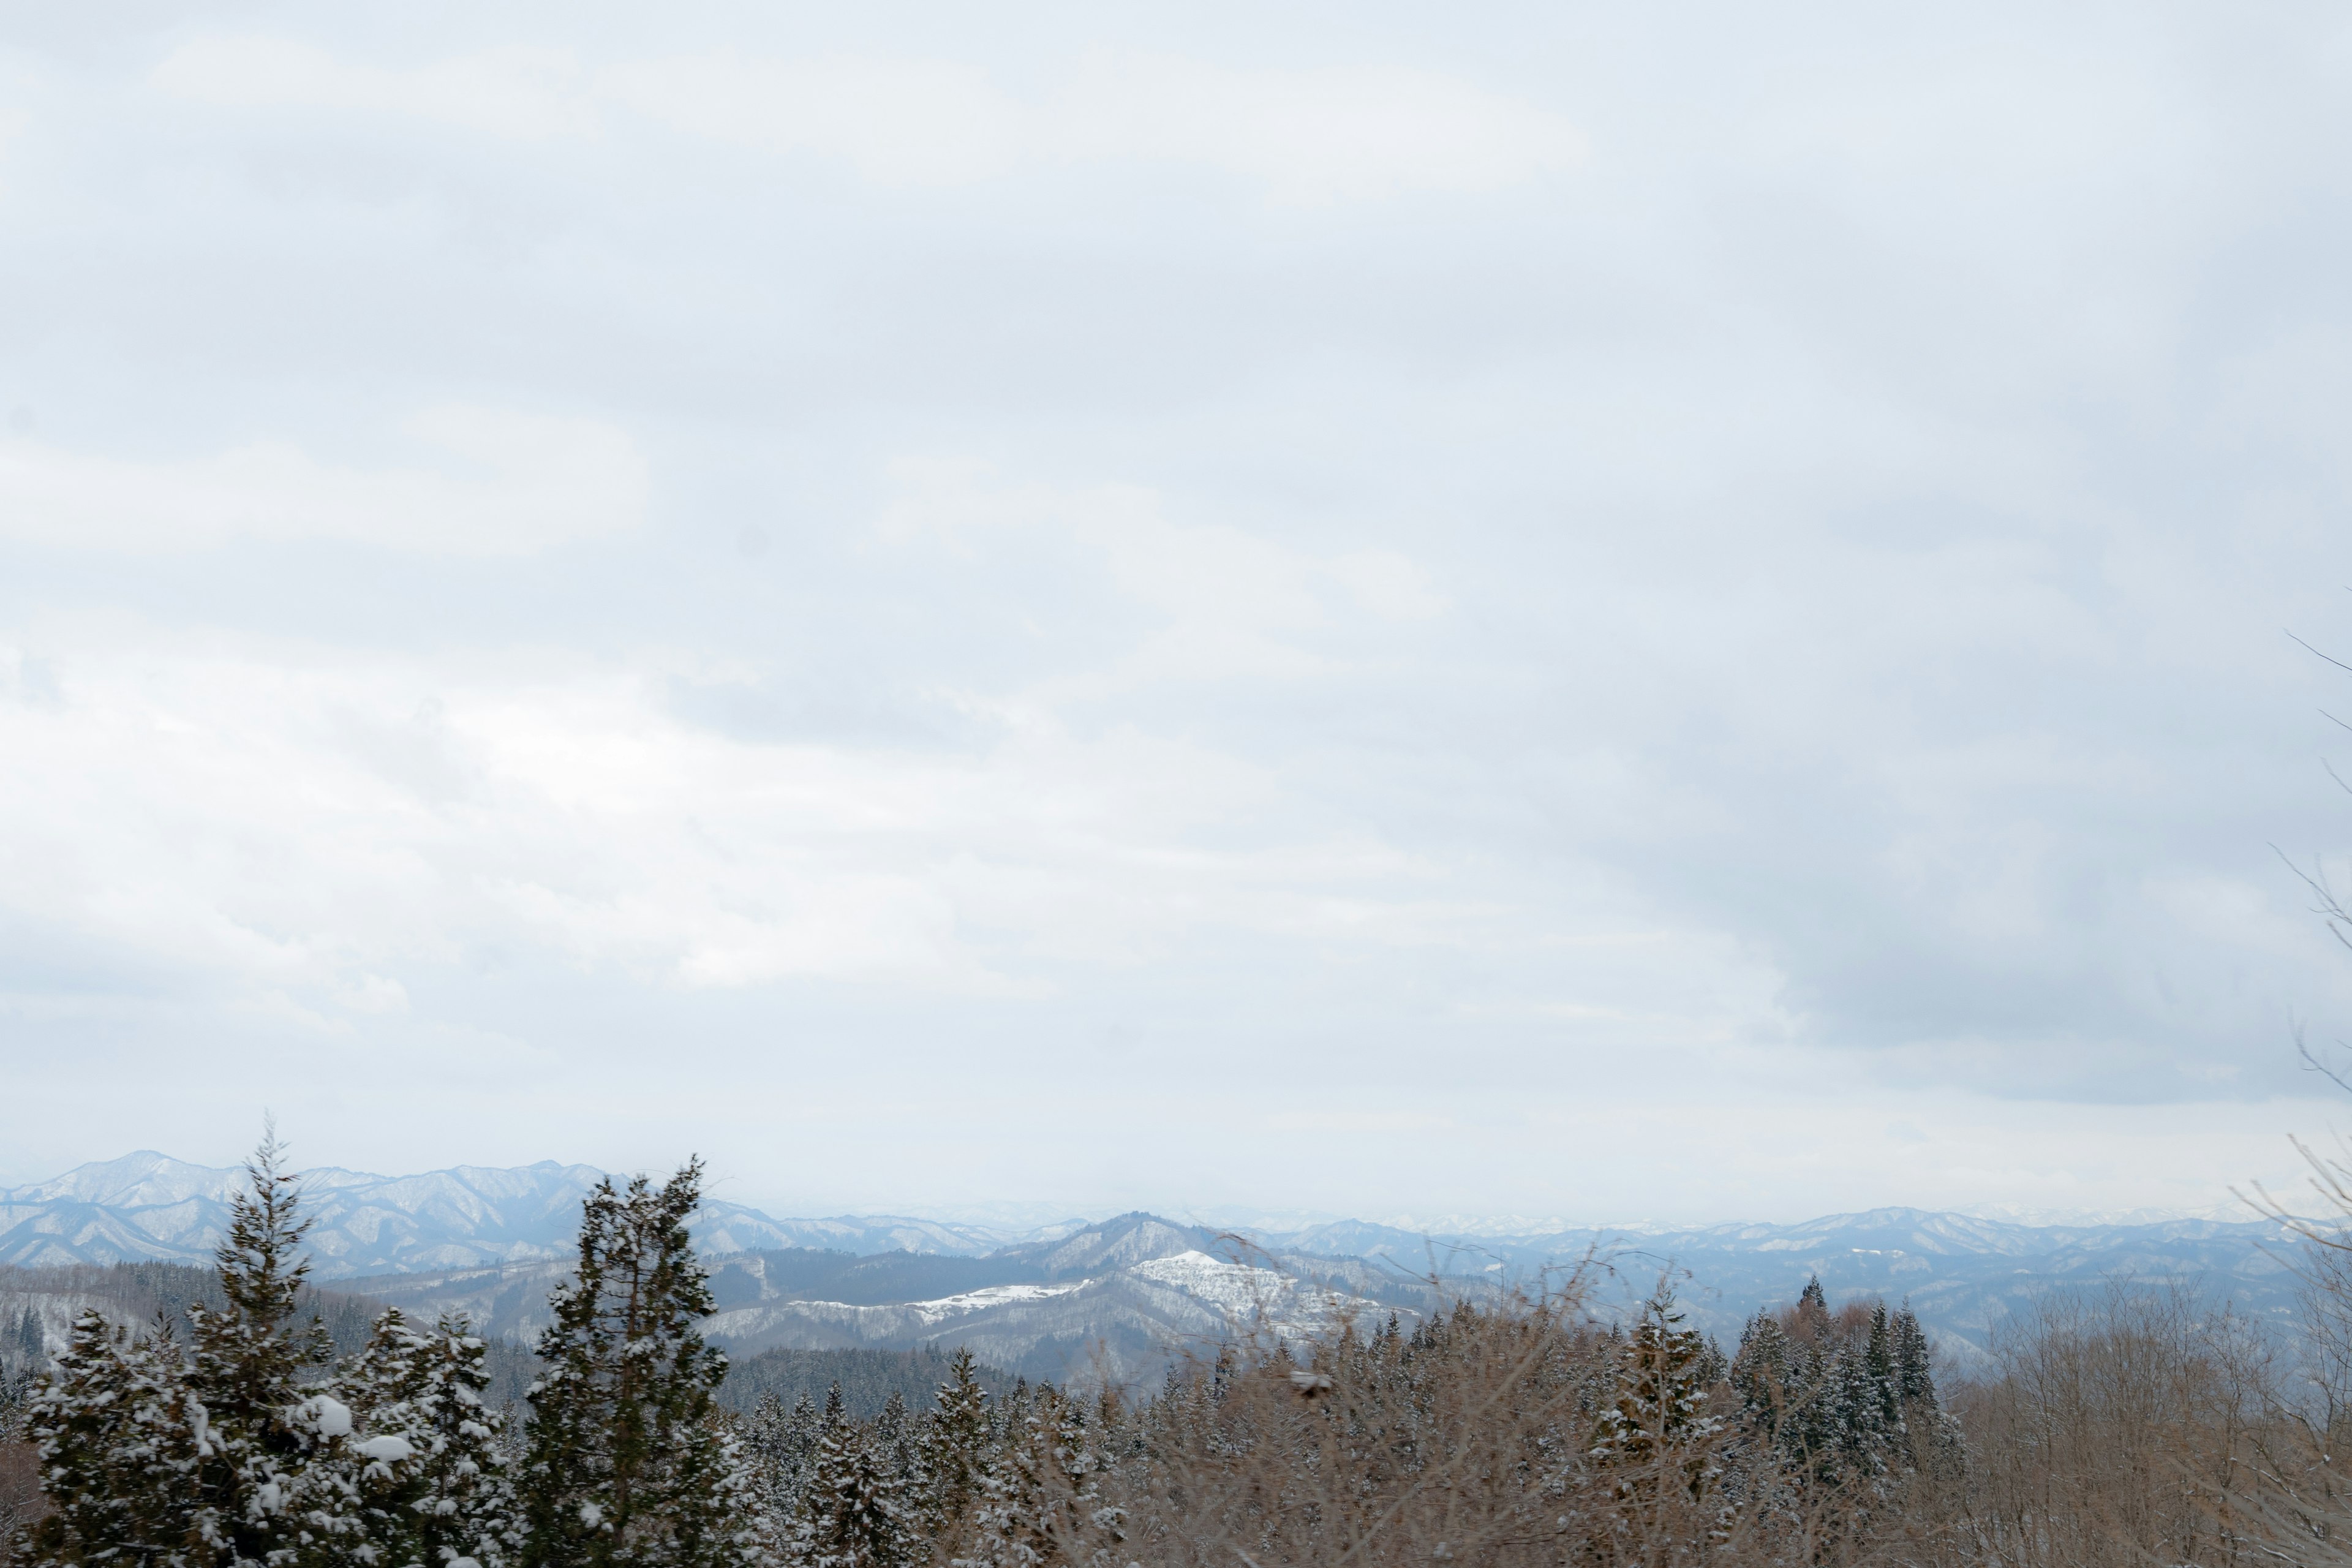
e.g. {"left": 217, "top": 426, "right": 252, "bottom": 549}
{"left": 7, "top": 1144, "right": 2352, "bottom": 1564}
{"left": 723, "top": 1349, "right": 1014, "bottom": 1427}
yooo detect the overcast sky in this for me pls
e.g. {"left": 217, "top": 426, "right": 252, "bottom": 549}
{"left": 6, "top": 2, "right": 2352, "bottom": 1225}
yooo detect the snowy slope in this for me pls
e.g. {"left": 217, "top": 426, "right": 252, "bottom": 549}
{"left": 343, "top": 1215, "right": 1420, "bottom": 1385}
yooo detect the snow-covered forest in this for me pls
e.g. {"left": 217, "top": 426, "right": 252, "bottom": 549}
{"left": 6, "top": 1142, "right": 2352, "bottom": 1566}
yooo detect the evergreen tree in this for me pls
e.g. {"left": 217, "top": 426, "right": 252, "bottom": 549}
{"left": 1794, "top": 1276, "right": 1830, "bottom": 1336}
{"left": 799, "top": 1393, "right": 910, "bottom": 1568}
{"left": 1730, "top": 1310, "right": 1789, "bottom": 1434}
{"left": 291, "top": 1307, "right": 520, "bottom": 1568}
{"left": 1865, "top": 1305, "right": 1896, "bottom": 1410}
{"left": 871, "top": 1392, "right": 915, "bottom": 1488}
{"left": 183, "top": 1131, "right": 336, "bottom": 1564}
{"left": 916, "top": 1348, "right": 989, "bottom": 1540}
{"left": 519, "top": 1159, "right": 769, "bottom": 1568}
{"left": 1890, "top": 1303, "right": 1935, "bottom": 1405}
{"left": 13, "top": 1308, "right": 43, "bottom": 1376}
{"left": 963, "top": 1386, "right": 1118, "bottom": 1568}
{"left": 32, "top": 1133, "right": 332, "bottom": 1565}
{"left": 1729, "top": 1283, "right": 1947, "bottom": 1491}
{"left": 1886, "top": 1302, "right": 1962, "bottom": 1477}
{"left": 744, "top": 1392, "right": 821, "bottom": 1521}
{"left": 26, "top": 1311, "right": 206, "bottom": 1564}
{"left": 1591, "top": 1287, "right": 1719, "bottom": 1482}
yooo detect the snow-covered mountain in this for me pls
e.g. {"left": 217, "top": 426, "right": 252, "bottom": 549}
{"left": 0, "top": 1153, "right": 1025, "bottom": 1276}
{"left": 344, "top": 1213, "right": 1424, "bottom": 1384}
{"left": 2, "top": 1153, "right": 2327, "bottom": 1374}
{"left": 1258, "top": 1205, "right": 2315, "bottom": 1364}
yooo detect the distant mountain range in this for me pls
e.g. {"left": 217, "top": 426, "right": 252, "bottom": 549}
{"left": 0, "top": 1152, "right": 1028, "bottom": 1275}
{"left": 0, "top": 1152, "right": 2331, "bottom": 1377}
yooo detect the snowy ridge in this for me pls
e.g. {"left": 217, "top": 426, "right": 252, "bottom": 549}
{"left": 0, "top": 1153, "right": 1028, "bottom": 1276}
{"left": 328, "top": 1215, "right": 1420, "bottom": 1385}
{"left": 2, "top": 1155, "right": 2331, "bottom": 1377}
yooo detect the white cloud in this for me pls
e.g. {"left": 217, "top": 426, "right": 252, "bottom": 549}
{"left": 0, "top": 617, "right": 1576, "bottom": 1016}
{"left": 875, "top": 458, "right": 1451, "bottom": 689}
{"left": 1054, "top": 53, "right": 1586, "bottom": 204}
{"left": 0, "top": 408, "right": 647, "bottom": 555}
{"left": 152, "top": 38, "right": 594, "bottom": 140}
{"left": 602, "top": 55, "right": 1025, "bottom": 185}
{"left": 6, "top": 2, "right": 2348, "bottom": 1215}
{"left": 151, "top": 39, "right": 1585, "bottom": 203}
{"left": 1330, "top": 549, "right": 1452, "bottom": 620}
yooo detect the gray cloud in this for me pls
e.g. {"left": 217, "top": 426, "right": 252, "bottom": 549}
{"left": 1, "top": 2, "right": 2350, "bottom": 1221}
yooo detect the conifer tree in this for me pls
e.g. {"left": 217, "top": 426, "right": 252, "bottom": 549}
{"left": 1795, "top": 1276, "right": 1830, "bottom": 1333}
{"left": 799, "top": 1393, "right": 910, "bottom": 1568}
{"left": 1885, "top": 1302, "right": 1961, "bottom": 1476}
{"left": 745, "top": 1392, "right": 821, "bottom": 1521}
{"left": 519, "top": 1159, "right": 769, "bottom": 1568}
{"left": 26, "top": 1311, "right": 206, "bottom": 1564}
{"left": 963, "top": 1385, "right": 1118, "bottom": 1568}
{"left": 33, "top": 1133, "right": 332, "bottom": 1565}
{"left": 292, "top": 1307, "right": 519, "bottom": 1568}
{"left": 871, "top": 1392, "right": 915, "bottom": 1489}
{"left": 12, "top": 1308, "right": 42, "bottom": 1376}
{"left": 184, "top": 1130, "right": 336, "bottom": 1563}
{"left": 1890, "top": 1303, "right": 1935, "bottom": 1405}
{"left": 916, "top": 1348, "right": 990, "bottom": 1540}
{"left": 1866, "top": 1303, "right": 1898, "bottom": 1420}
{"left": 1591, "top": 1287, "right": 1720, "bottom": 1483}
{"left": 1730, "top": 1311, "right": 1790, "bottom": 1433}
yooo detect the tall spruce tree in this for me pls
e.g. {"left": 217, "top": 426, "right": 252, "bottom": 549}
{"left": 26, "top": 1311, "right": 206, "bottom": 1564}
{"left": 952, "top": 1383, "right": 1120, "bottom": 1568}
{"left": 290, "top": 1307, "right": 520, "bottom": 1568}
{"left": 1890, "top": 1303, "right": 1935, "bottom": 1405}
{"left": 13, "top": 1308, "right": 43, "bottom": 1376}
{"left": 185, "top": 1131, "right": 336, "bottom": 1562}
{"left": 519, "top": 1159, "right": 769, "bottom": 1568}
{"left": 32, "top": 1133, "right": 331, "bottom": 1565}
{"left": 1730, "top": 1311, "right": 1790, "bottom": 1435}
{"left": 799, "top": 1392, "right": 911, "bottom": 1568}
{"left": 1729, "top": 1283, "right": 1947, "bottom": 1491}
{"left": 1591, "top": 1287, "right": 1721, "bottom": 1485}
{"left": 916, "top": 1348, "right": 989, "bottom": 1540}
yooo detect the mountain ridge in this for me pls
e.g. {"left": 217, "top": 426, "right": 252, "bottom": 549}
{"left": 1, "top": 1153, "right": 2328, "bottom": 1375}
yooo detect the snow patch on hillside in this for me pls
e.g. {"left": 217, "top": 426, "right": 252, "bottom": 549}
{"left": 901, "top": 1281, "right": 1085, "bottom": 1324}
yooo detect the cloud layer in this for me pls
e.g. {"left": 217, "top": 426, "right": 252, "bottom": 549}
{"left": 1, "top": 4, "right": 2349, "bottom": 1221}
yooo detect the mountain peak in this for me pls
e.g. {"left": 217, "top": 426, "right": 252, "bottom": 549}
{"left": 6, "top": 1151, "right": 251, "bottom": 1208}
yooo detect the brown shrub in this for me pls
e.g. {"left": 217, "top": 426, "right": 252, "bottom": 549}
{"left": 971, "top": 1281, "right": 1912, "bottom": 1568}
{"left": 0, "top": 1437, "right": 44, "bottom": 1566}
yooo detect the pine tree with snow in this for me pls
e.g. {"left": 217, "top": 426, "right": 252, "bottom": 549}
{"left": 12, "top": 1308, "right": 43, "bottom": 1378}
{"left": 871, "top": 1393, "right": 916, "bottom": 1491}
{"left": 914, "top": 1348, "right": 989, "bottom": 1542}
{"left": 518, "top": 1159, "right": 770, "bottom": 1568}
{"left": 1591, "top": 1287, "right": 1721, "bottom": 1485}
{"left": 797, "top": 1395, "right": 910, "bottom": 1568}
{"left": 288, "top": 1307, "right": 521, "bottom": 1568}
{"left": 28, "top": 1134, "right": 337, "bottom": 1566}
{"left": 1795, "top": 1276, "right": 1829, "bottom": 1322}
{"left": 1886, "top": 1302, "right": 1962, "bottom": 1477}
{"left": 1730, "top": 1310, "right": 1790, "bottom": 1431}
{"left": 25, "top": 1310, "right": 207, "bottom": 1564}
{"left": 1863, "top": 1303, "right": 1901, "bottom": 1430}
{"left": 960, "top": 1385, "right": 1118, "bottom": 1568}
{"left": 1890, "top": 1303, "right": 1934, "bottom": 1406}
{"left": 181, "top": 1131, "right": 336, "bottom": 1564}
{"left": 745, "top": 1392, "right": 822, "bottom": 1521}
